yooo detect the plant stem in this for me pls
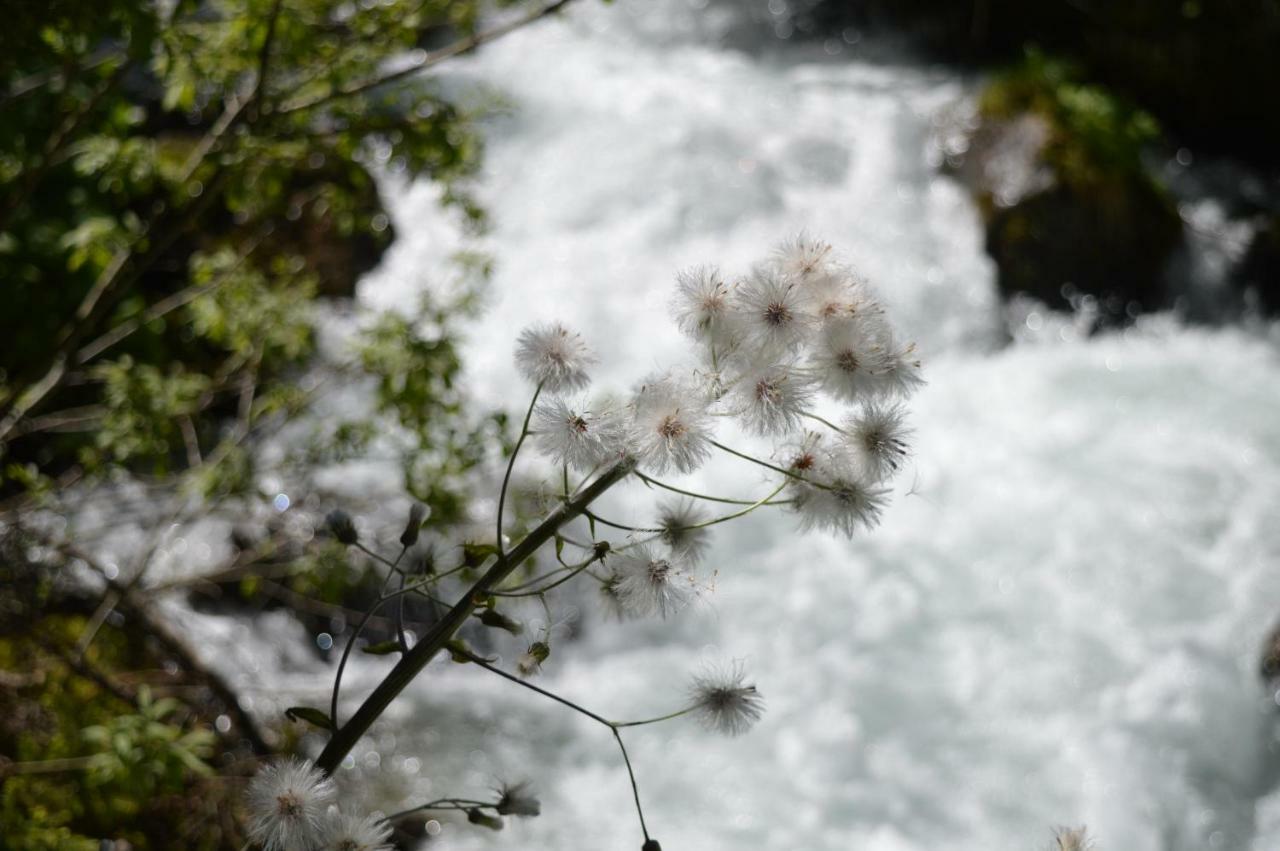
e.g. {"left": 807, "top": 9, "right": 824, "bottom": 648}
{"left": 635, "top": 471, "right": 783, "bottom": 505}
{"left": 315, "top": 458, "right": 635, "bottom": 773}
{"left": 497, "top": 383, "right": 542, "bottom": 562}
{"left": 461, "top": 651, "right": 652, "bottom": 842}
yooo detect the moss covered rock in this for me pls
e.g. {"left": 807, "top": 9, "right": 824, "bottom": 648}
{"left": 949, "top": 54, "right": 1183, "bottom": 320}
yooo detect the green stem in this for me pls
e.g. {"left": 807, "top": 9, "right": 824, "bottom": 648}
{"left": 461, "top": 651, "right": 652, "bottom": 842}
{"left": 497, "top": 383, "right": 543, "bottom": 562}
{"left": 315, "top": 459, "right": 635, "bottom": 774}
{"left": 635, "top": 471, "right": 783, "bottom": 505}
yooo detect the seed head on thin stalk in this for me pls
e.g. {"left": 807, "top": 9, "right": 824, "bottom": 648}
{"left": 805, "top": 268, "right": 883, "bottom": 329}
{"left": 531, "top": 396, "right": 625, "bottom": 473}
{"left": 688, "top": 661, "right": 766, "bottom": 737}
{"left": 843, "top": 402, "right": 913, "bottom": 483}
{"left": 245, "top": 758, "right": 335, "bottom": 851}
{"left": 773, "top": 232, "right": 834, "bottom": 282}
{"left": 629, "top": 374, "right": 714, "bottom": 475}
{"left": 724, "top": 359, "right": 815, "bottom": 436}
{"left": 789, "top": 454, "right": 889, "bottom": 538}
{"left": 672, "top": 265, "right": 739, "bottom": 349}
{"left": 515, "top": 322, "right": 595, "bottom": 392}
{"left": 316, "top": 808, "right": 393, "bottom": 851}
{"left": 734, "top": 266, "right": 813, "bottom": 355}
{"left": 656, "top": 498, "right": 711, "bottom": 564}
{"left": 1051, "top": 826, "right": 1093, "bottom": 851}
{"left": 612, "top": 543, "right": 695, "bottom": 619}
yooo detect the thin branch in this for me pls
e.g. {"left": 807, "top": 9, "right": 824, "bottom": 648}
{"left": 315, "top": 458, "right": 635, "bottom": 773}
{"left": 276, "top": 0, "right": 580, "bottom": 115}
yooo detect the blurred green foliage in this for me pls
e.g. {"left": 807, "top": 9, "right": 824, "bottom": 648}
{"left": 979, "top": 50, "right": 1161, "bottom": 192}
{"left": 0, "top": 0, "right": 517, "bottom": 495}
{"left": 0, "top": 616, "right": 227, "bottom": 849}
{"left": 0, "top": 0, "right": 555, "bottom": 846}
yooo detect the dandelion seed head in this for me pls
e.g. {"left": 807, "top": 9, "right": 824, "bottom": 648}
{"left": 246, "top": 758, "right": 335, "bottom": 851}
{"left": 790, "top": 458, "right": 889, "bottom": 538}
{"left": 515, "top": 322, "right": 595, "bottom": 392}
{"left": 727, "top": 360, "right": 814, "bottom": 436}
{"left": 735, "top": 267, "right": 812, "bottom": 355}
{"left": 673, "top": 266, "right": 739, "bottom": 349}
{"left": 844, "top": 402, "right": 912, "bottom": 482}
{"left": 629, "top": 375, "right": 714, "bottom": 475}
{"left": 531, "top": 397, "right": 624, "bottom": 472}
{"left": 613, "top": 544, "right": 693, "bottom": 619}
{"left": 317, "top": 809, "right": 393, "bottom": 851}
{"left": 810, "top": 316, "right": 892, "bottom": 402}
{"left": 689, "top": 661, "right": 766, "bottom": 736}
{"left": 1052, "top": 826, "right": 1092, "bottom": 851}
{"left": 656, "top": 498, "right": 711, "bottom": 564}
{"left": 773, "top": 232, "right": 833, "bottom": 281}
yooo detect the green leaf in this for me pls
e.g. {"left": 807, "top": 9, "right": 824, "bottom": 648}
{"left": 284, "top": 706, "right": 333, "bottom": 731}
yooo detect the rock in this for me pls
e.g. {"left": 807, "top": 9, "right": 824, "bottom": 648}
{"left": 1235, "top": 215, "right": 1280, "bottom": 316}
{"left": 984, "top": 177, "right": 1181, "bottom": 318}
{"left": 944, "top": 65, "right": 1183, "bottom": 322}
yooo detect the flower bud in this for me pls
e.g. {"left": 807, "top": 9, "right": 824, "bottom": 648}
{"left": 479, "top": 609, "right": 524, "bottom": 635}
{"left": 467, "top": 809, "right": 504, "bottom": 831}
{"left": 642, "top": 840, "right": 662, "bottom": 851}
{"left": 325, "top": 509, "right": 358, "bottom": 546}
{"left": 400, "top": 503, "right": 428, "bottom": 547}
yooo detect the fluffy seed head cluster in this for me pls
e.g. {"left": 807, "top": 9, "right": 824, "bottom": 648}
{"left": 689, "top": 662, "right": 766, "bottom": 736}
{"left": 246, "top": 758, "right": 336, "bottom": 851}
{"left": 515, "top": 322, "right": 596, "bottom": 392}
{"left": 519, "top": 235, "right": 921, "bottom": 542}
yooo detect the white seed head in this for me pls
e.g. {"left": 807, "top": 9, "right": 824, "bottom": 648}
{"left": 805, "top": 268, "right": 883, "bottom": 327}
{"left": 1052, "top": 826, "right": 1093, "bottom": 851}
{"left": 673, "top": 265, "right": 740, "bottom": 349}
{"left": 656, "top": 498, "right": 711, "bottom": 565}
{"left": 316, "top": 808, "right": 393, "bottom": 851}
{"left": 515, "top": 322, "right": 595, "bottom": 393}
{"left": 789, "top": 455, "right": 889, "bottom": 537}
{"left": 843, "top": 402, "right": 912, "bottom": 482}
{"left": 689, "top": 661, "right": 765, "bottom": 736}
{"left": 629, "top": 374, "right": 714, "bottom": 475}
{"left": 734, "top": 266, "right": 813, "bottom": 355}
{"left": 531, "top": 396, "right": 625, "bottom": 472}
{"left": 726, "top": 359, "right": 815, "bottom": 436}
{"left": 612, "top": 543, "right": 693, "bottom": 619}
{"left": 773, "top": 232, "right": 834, "bottom": 282}
{"left": 246, "top": 758, "right": 336, "bottom": 851}
{"left": 809, "top": 314, "right": 914, "bottom": 403}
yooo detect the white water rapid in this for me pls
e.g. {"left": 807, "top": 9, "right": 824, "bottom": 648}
{"left": 210, "top": 1, "right": 1280, "bottom": 849}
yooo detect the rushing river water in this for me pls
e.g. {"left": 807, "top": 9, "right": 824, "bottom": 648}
{"left": 185, "top": 1, "right": 1280, "bottom": 848}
